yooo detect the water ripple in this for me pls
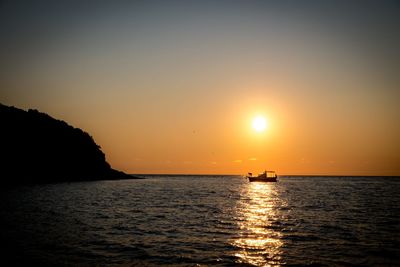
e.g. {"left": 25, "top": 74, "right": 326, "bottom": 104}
{"left": 1, "top": 176, "right": 399, "bottom": 266}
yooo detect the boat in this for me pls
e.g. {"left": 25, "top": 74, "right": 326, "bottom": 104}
{"left": 247, "top": 170, "right": 277, "bottom": 182}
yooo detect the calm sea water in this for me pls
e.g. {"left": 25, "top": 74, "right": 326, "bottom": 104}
{"left": 1, "top": 176, "right": 399, "bottom": 266}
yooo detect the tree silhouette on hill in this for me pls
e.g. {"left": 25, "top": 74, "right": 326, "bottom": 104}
{"left": 0, "top": 103, "right": 135, "bottom": 185}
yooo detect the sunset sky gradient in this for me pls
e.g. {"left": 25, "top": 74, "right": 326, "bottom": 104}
{"left": 1, "top": 1, "right": 399, "bottom": 175}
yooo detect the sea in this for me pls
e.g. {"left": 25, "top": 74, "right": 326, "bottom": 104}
{"left": 1, "top": 175, "right": 399, "bottom": 266}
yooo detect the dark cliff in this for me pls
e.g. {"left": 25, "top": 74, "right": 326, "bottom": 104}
{"left": 0, "top": 103, "right": 136, "bottom": 185}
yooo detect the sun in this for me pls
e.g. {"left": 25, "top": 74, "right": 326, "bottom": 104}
{"left": 252, "top": 116, "right": 267, "bottom": 132}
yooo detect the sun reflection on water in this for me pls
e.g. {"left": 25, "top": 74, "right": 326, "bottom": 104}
{"left": 233, "top": 182, "right": 284, "bottom": 266}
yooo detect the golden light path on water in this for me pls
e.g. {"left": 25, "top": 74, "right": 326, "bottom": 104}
{"left": 233, "top": 182, "right": 285, "bottom": 266}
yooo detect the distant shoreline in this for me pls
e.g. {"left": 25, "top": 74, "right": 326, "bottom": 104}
{"left": 131, "top": 174, "right": 400, "bottom": 178}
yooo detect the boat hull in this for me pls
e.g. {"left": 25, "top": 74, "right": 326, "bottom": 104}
{"left": 248, "top": 176, "right": 277, "bottom": 182}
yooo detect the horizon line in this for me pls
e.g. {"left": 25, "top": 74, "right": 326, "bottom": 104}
{"left": 130, "top": 173, "right": 400, "bottom": 178}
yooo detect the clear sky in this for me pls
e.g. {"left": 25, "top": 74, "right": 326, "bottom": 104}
{"left": 1, "top": 0, "right": 399, "bottom": 175}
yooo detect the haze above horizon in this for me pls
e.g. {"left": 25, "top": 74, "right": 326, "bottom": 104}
{"left": 1, "top": 1, "right": 399, "bottom": 176}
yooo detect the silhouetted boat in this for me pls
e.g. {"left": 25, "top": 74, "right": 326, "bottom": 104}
{"left": 247, "top": 171, "right": 277, "bottom": 182}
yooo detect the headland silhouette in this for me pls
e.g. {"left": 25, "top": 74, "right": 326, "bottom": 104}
{"left": 0, "top": 103, "right": 138, "bottom": 186}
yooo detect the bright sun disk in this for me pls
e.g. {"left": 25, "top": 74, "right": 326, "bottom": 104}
{"left": 252, "top": 116, "right": 267, "bottom": 132}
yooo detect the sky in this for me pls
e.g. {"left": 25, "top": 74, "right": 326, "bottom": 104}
{"left": 1, "top": 0, "right": 399, "bottom": 175}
